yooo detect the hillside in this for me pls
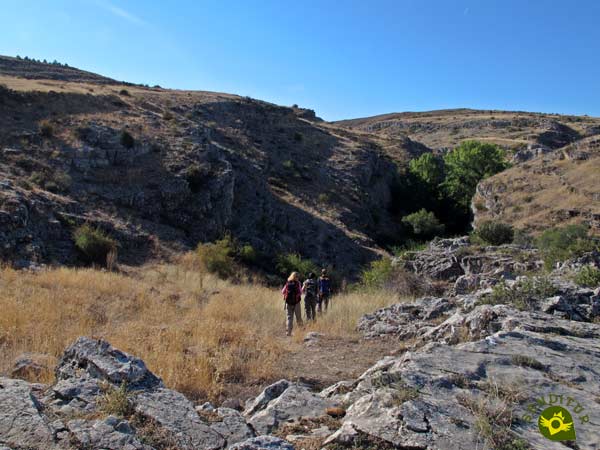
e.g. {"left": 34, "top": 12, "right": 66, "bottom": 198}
{"left": 0, "top": 56, "right": 426, "bottom": 273}
{"left": 1, "top": 55, "right": 600, "bottom": 274}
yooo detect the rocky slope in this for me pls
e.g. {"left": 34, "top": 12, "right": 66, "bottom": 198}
{"left": 2, "top": 239, "right": 599, "bottom": 449}
{"left": 472, "top": 135, "right": 600, "bottom": 234}
{"left": 2, "top": 55, "right": 600, "bottom": 273}
{"left": 0, "top": 55, "right": 422, "bottom": 273}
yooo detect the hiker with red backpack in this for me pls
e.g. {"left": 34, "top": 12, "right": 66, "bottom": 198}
{"left": 282, "top": 271, "right": 303, "bottom": 336}
{"left": 302, "top": 272, "right": 318, "bottom": 322}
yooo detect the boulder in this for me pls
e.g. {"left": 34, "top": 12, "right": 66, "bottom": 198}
{"left": 245, "top": 383, "right": 339, "bottom": 435}
{"left": 55, "top": 337, "right": 163, "bottom": 390}
{"left": 0, "top": 377, "right": 60, "bottom": 449}
{"left": 208, "top": 408, "right": 256, "bottom": 447}
{"left": 243, "top": 380, "right": 290, "bottom": 417}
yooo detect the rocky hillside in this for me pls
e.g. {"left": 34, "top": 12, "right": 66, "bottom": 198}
{"left": 2, "top": 54, "right": 600, "bottom": 273}
{"left": 0, "top": 55, "right": 425, "bottom": 273}
{"left": 2, "top": 238, "right": 599, "bottom": 449}
{"left": 472, "top": 135, "right": 600, "bottom": 234}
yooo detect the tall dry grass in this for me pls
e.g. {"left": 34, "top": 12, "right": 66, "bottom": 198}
{"left": 0, "top": 261, "right": 405, "bottom": 401}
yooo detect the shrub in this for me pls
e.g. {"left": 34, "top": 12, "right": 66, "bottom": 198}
{"left": 120, "top": 130, "right": 135, "bottom": 149}
{"left": 73, "top": 225, "right": 117, "bottom": 266}
{"left": 276, "top": 253, "right": 318, "bottom": 279}
{"left": 360, "top": 258, "right": 393, "bottom": 289}
{"left": 197, "top": 237, "right": 236, "bottom": 279}
{"left": 485, "top": 276, "right": 557, "bottom": 310}
{"left": 317, "top": 193, "right": 330, "bottom": 203}
{"left": 535, "top": 224, "right": 597, "bottom": 270}
{"left": 475, "top": 221, "right": 514, "bottom": 246}
{"left": 39, "top": 120, "right": 54, "bottom": 138}
{"left": 574, "top": 266, "right": 600, "bottom": 287}
{"left": 119, "top": 89, "right": 130, "bottom": 96}
{"left": 239, "top": 244, "right": 257, "bottom": 264}
{"left": 402, "top": 209, "right": 445, "bottom": 238}
{"left": 29, "top": 170, "right": 72, "bottom": 193}
{"left": 99, "top": 382, "right": 132, "bottom": 417}
{"left": 185, "top": 163, "right": 206, "bottom": 192}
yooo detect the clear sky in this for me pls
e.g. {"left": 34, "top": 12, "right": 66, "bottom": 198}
{"left": 2, "top": 0, "right": 600, "bottom": 121}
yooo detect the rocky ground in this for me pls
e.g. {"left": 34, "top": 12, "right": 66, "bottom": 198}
{"left": 2, "top": 238, "right": 599, "bottom": 449}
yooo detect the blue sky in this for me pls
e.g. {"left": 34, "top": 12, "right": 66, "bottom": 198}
{"left": 2, "top": 0, "right": 600, "bottom": 120}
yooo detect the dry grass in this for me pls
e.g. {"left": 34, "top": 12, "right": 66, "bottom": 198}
{"left": 0, "top": 261, "right": 402, "bottom": 401}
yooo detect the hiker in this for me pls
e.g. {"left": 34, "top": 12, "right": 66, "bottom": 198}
{"left": 282, "top": 271, "right": 303, "bottom": 336}
{"left": 302, "top": 272, "right": 318, "bottom": 321}
{"left": 317, "top": 268, "right": 332, "bottom": 313}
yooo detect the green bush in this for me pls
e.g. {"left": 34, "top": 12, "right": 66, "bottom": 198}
{"left": 574, "top": 266, "right": 600, "bottom": 287}
{"left": 119, "top": 89, "right": 130, "bottom": 96}
{"left": 120, "top": 130, "right": 135, "bottom": 149}
{"left": 360, "top": 258, "right": 393, "bottom": 289}
{"left": 475, "top": 221, "right": 514, "bottom": 246}
{"left": 535, "top": 224, "right": 597, "bottom": 270}
{"left": 276, "top": 253, "right": 318, "bottom": 279}
{"left": 197, "top": 237, "right": 235, "bottom": 279}
{"left": 73, "top": 224, "right": 117, "bottom": 266}
{"left": 238, "top": 244, "right": 257, "bottom": 264}
{"left": 402, "top": 209, "right": 445, "bottom": 238}
{"left": 485, "top": 277, "right": 557, "bottom": 310}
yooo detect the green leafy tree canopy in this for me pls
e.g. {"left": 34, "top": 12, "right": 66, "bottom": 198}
{"left": 442, "top": 141, "right": 509, "bottom": 208}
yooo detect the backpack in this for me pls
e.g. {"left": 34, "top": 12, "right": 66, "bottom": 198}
{"left": 284, "top": 281, "right": 299, "bottom": 305}
{"left": 304, "top": 279, "right": 317, "bottom": 299}
{"left": 319, "top": 277, "right": 331, "bottom": 295}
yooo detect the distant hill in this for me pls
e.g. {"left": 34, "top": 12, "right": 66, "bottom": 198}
{"left": 335, "top": 108, "right": 600, "bottom": 151}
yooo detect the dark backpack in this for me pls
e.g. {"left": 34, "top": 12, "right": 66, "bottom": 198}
{"left": 304, "top": 279, "right": 317, "bottom": 299}
{"left": 284, "top": 281, "right": 299, "bottom": 305}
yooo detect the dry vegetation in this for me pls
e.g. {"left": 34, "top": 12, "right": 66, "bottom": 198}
{"left": 0, "top": 256, "right": 404, "bottom": 402}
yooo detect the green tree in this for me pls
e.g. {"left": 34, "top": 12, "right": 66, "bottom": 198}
{"left": 442, "top": 141, "right": 509, "bottom": 209}
{"left": 409, "top": 153, "right": 445, "bottom": 187}
{"left": 402, "top": 209, "right": 445, "bottom": 238}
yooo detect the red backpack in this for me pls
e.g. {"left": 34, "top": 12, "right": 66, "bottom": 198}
{"left": 284, "top": 281, "right": 299, "bottom": 305}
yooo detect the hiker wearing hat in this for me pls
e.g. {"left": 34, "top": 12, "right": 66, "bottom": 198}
{"left": 317, "top": 268, "right": 332, "bottom": 313}
{"left": 282, "top": 271, "right": 303, "bottom": 336}
{"left": 302, "top": 272, "right": 318, "bottom": 321}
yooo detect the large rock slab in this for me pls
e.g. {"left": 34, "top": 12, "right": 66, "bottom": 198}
{"left": 55, "top": 337, "right": 163, "bottom": 390}
{"left": 245, "top": 383, "right": 338, "bottom": 435}
{"left": 332, "top": 318, "right": 600, "bottom": 449}
{"left": 0, "top": 377, "right": 60, "bottom": 449}
{"left": 134, "top": 388, "right": 225, "bottom": 450}
{"left": 67, "top": 416, "right": 152, "bottom": 450}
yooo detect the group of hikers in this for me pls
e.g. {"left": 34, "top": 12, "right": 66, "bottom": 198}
{"left": 281, "top": 269, "right": 332, "bottom": 336}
